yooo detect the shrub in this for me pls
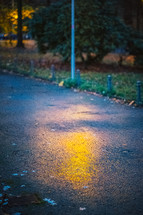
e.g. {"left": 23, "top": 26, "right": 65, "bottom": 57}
{"left": 29, "top": 0, "right": 129, "bottom": 63}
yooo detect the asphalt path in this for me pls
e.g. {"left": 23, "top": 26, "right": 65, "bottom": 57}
{"left": 0, "top": 71, "right": 143, "bottom": 215}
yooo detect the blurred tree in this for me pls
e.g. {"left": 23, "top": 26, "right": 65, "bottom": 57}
{"left": 9, "top": 6, "right": 34, "bottom": 33}
{"left": 127, "top": 29, "right": 143, "bottom": 66}
{"left": 29, "top": 0, "right": 130, "bottom": 63}
{"left": 117, "top": 0, "right": 143, "bottom": 33}
{"left": 0, "top": 7, "right": 12, "bottom": 33}
{"left": 16, "top": 0, "right": 24, "bottom": 47}
{"left": 0, "top": 0, "right": 53, "bottom": 34}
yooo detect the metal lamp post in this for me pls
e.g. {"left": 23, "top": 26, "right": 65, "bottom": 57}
{"left": 71, "top": 0, "right": 75, "bottom": 79}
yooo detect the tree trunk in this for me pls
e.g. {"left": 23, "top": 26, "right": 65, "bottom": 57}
{"left": 17, "top": 0, "right": 24, "bottom": 48}
{"left": 136, "top": 0, "right": 140, "bottom": 32}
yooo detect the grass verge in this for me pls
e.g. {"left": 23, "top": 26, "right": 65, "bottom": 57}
{"left": 0, "top": 46, "right": 143, "bottom": 106}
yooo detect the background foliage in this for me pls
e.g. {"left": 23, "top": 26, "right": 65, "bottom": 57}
{"left": 29, "top": 0, "right": 132, "bottom": 63}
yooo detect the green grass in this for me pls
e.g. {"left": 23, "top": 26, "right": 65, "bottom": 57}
{"left": 78, "top": 72, "right": 143, "bottom": 102}
{"left": 0, "top": 46, "right": 143, "bottom": 105}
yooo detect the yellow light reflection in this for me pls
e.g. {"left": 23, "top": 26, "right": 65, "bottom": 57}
{"left": 28, "top": 102, "right": 135, "bottom": 203}
{"left": 58, "top": 132, "right": 98, "bottom": 188}
{"left": 30, "top": 104, "right": 101, "bottom": 192}
{"left": 31, "top": 127, "right": 100, "bottom": 191}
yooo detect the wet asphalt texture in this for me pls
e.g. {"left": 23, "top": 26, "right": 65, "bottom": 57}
{"left": 0, "top": 71, "right": 143, "bottom": 215}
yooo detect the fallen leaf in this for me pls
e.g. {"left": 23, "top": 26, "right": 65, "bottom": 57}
{"left": 59, "top": 81, "right": 64, "bottom": 87}
{"left": 3, "top": 202, "right": 8, "bottom": 206}
{"left": 51, "top": 129, "right": 56, "bottom": 132}
{"left": 79, "top": 207, "right": 86, "bottom": 211}
{"left": 12, "top": 173, "right": 18, "bottom": 176}
{"left": 129, "top": 100, "right": 135, "bottom": 106}
{"left": 83, "top": 186, "right": 88, "bottom": 189}
{"left": 8, "top": 194, "right": 41, "bottom": 207}
{"left": 3, "top": 186, "right": 11, "bottom": 191}
{"left": 4, "top": 199, "right": 8, "bottom": 202}
{"left": 43, "top": 198, "right": 57, "bottom": 206}
{"left": 46, "top": 142, "right": 51, "bottom": 145}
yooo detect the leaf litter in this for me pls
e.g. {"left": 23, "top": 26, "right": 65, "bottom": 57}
{"left": 1, "top": 194, "right": 42, "bottom": 207}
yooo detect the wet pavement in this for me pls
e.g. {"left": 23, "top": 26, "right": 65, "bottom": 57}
{"left": 0, "top": 71, "right": 143, "bottom": 215}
